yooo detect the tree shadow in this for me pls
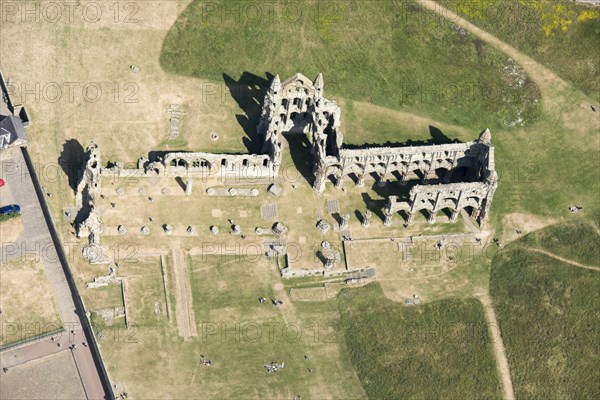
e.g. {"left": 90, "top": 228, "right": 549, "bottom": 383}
{"left": 223, "top": 71, "right": 274, "bottom": 153}
{"left": 58, "top": 139, "right": 84, "bottom": 194}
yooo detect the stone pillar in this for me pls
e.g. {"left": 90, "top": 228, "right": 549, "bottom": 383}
{"left": 376, "top": 173, "right": 385, "bottom": 187}
{"left": 427, "top": 210, "right": 437, "bottom": 224}
{"left": 335, "top": 174, "right": 343, "bottom": 189}
{"left": 357, "top": 174, "right": 365, "bottom": 187}
{"left": 384, "top": 212, "right": 393, "bottom": 226}
{"left": 340, "top": 213, "right": 350, "bottom": 230}
{"left": 185, "top": 176, "right": 193, "bottom": 195}
{"left": 313, "top": 170, "right": 326, "bottom": 194}
{"left": 325, "top": 252, "right": 334, "bottom": 269}
{"left": 362, "top": 210, "right": 371, "bottom": 227}
{"left": 450, "top": 209, "right": 459, "bottom": 222}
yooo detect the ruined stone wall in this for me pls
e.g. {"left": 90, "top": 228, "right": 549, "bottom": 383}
{"left": 142, "top": 151, "right": 279, "bottom": 180}
{"left": 257, "top": 73, "right": 344, "bottom": 179}
{"left": 313, "top": 129, "right": 495, "bottom": 190}
{"left": 74, "top": 142, "right": 106, "bottom": 262}
{"left": 75, "top": 142, "right": 102, "bottom": 208}
{"left": 384, "top": 180, "right": 496, "bottom": 226}
{"left": 76, "top": 73, "right": 496, "bottom": 231}
{"left": 379, "top": 129, "right": 497, "bottom": 227}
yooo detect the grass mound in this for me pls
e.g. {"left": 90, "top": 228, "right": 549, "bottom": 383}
{"left": 160, "top": 0, "right": 540, "bottom": 129}
{"left": 337, "top": 283, "right": 502, "bottom": 399}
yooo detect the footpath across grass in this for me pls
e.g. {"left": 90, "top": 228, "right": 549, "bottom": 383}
{"left": 491, "top": 223, "right": 600, "bottom": 400}
{"left": 520, "top": 220, "right": 600, "bottom": 266}
{"left": 440, "top": 0, "right": 600, "bottom": 102}
{"left": 337, "top": 283, "right": 502, "bottom": 400}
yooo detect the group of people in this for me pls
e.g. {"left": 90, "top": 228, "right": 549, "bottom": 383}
{"left": 257, "top": 297, "right": 284, "bottom": 306}
{"left": 49, "top": 334, "right": 87, "bottom": 349}
{"left": 264, "top": 361, "right": 285, "bottom": 373}
{"left": 199, "top": 355, "right": 212, "bottom": 367}
{"left": 272, "top": 299, "right": 284, "bottom": 306}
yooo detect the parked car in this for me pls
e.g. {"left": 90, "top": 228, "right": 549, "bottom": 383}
{"left": 0, "top": 179, "right": 5, "bottom": 188}
{"left": 0, "top": 204, "right": 20, "bottom": 215}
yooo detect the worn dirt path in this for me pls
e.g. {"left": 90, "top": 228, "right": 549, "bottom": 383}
{"left": 416, "top": 0, "right": 598, "bottom": 125}
{"left": 415, "top": 2, "right": 528, "bottom": 398}
{"left": 170, "top": 243, "right": 198, "bottom": 340}
{"left": 474, "top": 292, "right": 516, "bottom": 400}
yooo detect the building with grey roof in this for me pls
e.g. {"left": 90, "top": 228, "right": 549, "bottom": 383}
{"left": 0, "top": 70, "right": 29, "bottom": 151}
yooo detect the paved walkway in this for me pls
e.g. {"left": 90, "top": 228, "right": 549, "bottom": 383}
{"left": 0, "top": 147, "right": 106, "bottom": 399}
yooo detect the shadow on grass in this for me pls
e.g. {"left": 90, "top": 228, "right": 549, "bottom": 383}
{"left": 58, "top": 139, "right": 85, "bottom": 194}
{"left": 361, "top": 192, "right": 386, "bottom": 222}
{"left": 342, "top": 125, "right": 460, "bottom": 150}
{"left": 284, "top": 133, "right": 314, "bottom": 185}
{"left": 223, "top": 72, "right": 274, "bottom": 153}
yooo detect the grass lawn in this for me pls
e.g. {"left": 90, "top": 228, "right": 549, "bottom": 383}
{"left": 93, "top": 255, "right": 366, "bottom": 399}
{"left": 0, "top": 258, "right": 62, "bottom": 346}
{"left": 491, "top": 224, "right": 600, "bottom": 400}
{"left": 161, "top": 0, "right": 541, "bottom": 130}
{"left": 439, "top": 0, "right": 600, "bottom": 103}
{"left": 520, "top": 220, "right": 600, "bottom": 266}
{"left": 337, "top": 283, "right": 502, "bottom": 400}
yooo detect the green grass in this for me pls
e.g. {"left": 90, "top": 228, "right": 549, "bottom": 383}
{"left": 83, "top": 283, "right": 124, "bottom": 311}
{"left": 160, "top": 0, "right": 541, "bottom": 130}
{"left": 186, "top": 255, "right": 366, "bottom": 399}
{"left": 95, "top": 255, "right": 366, "bottom": 399}
{"left": 439, "top": 0, "right": 600, "bottom": 103}
{"left": 521, "top": 220, "right": 600, "bottom": 266}
{"left": 122, "top": 259, "right": 170, "bottom": 328}
{"left": 491, "top": 225, "right": 600, "bottom": 400}
{"left": 0, "top": 211, "right": 20, "bottom": 222}
{"left": 337, "top": 283, "right": 502, "bottom": 400}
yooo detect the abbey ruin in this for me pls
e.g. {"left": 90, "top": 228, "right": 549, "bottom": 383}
{"left": 257, "top": 73, "right": 497, "bottom": 228}
{"left": 73, "top": 73, "right": 497, "bottom": 263}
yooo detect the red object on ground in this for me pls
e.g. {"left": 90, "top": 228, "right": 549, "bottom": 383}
{"left": 0, "top": 179, "right": 5, "bottom": 187}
